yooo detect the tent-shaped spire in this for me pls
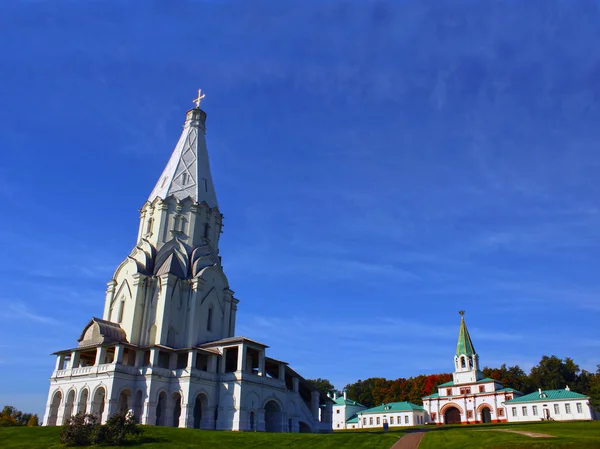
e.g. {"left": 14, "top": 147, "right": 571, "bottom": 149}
{"left": 147, "top": 105, "right": 218, "bottom": 208}
{"left": 455, "top": 312, "right": 476, "bottom": 356}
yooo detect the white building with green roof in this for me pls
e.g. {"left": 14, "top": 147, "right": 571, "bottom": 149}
{"left": 330, "top": 391, "right": 366, "bottom": 430}
{"left": 505, "top": 387, "right": 595, "bottom": 422}
{"left": 422, "top": 313, "right": 522, "bottom": 425}
{"left": 354, "top": 401, "right": 427, "bottom": 429}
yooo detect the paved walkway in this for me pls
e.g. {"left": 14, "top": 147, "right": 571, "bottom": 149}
{"left": 389, "top": 431, "right": 427, "bottom": 449}
{"left": 472, "top": 428, "right": 556, "bottom": 438}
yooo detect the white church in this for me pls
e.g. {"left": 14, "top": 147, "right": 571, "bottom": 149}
{"left": 42, "top": 93, "right": 333, "bottom": 433}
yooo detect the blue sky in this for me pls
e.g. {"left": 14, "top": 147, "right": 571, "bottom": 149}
{"left": 1, "top": 0, "right": 600, "bottom": 417}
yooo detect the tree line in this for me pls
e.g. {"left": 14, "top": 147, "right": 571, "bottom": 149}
{"left": 309, "top": 355, "right": 600, "bottom": 409}
{"left": 0, "top": 405, "right": 39, "bottom": 426}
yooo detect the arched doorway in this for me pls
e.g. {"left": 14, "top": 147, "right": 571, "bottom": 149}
{"left": 91, "top": 387, "right": 106, "bottom": 421}
{"left": 481, "top": 407, "right": 492, "bottom": 423}
{"left": 444, "top": 406, "right": 461, "bottom": 425}
{"left": 264, "top": 400, "right": 282, "bottom": 432}
{"left": 172, "top": 393, "right": 181, "bottom": 427}
{"left": 193, "top": 393, "right": 208, "bottom": 429}
{"left": 155, "top": 392, "right": 167, "bottom": 426}
{"left": 118, "top": 390, "right": 131, "bottom": 415}
{"left": 77, "top": 389, "right": 89, "bottom": 415}
{"left": 63, "top": 390, "right": 76, "bottom": 424}
{"left": 249, "top": 411, "right": 256, "bottom": 431}
{"left": 47, "top": 391, "right": 62, "bottom": 426}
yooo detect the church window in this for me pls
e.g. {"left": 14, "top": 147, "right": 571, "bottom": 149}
{"left": 511, "top": 407, "right": 517, "bottom": 417}
{"left": 146, "top": 217, "right": 153, "bottom": 235}
{"left": 390, "top": 416, "right": 394, "bottom": 424}
{"left": 369, "top": 417, "right": 373, "bottom": 425}
{"left": 117, "top": 300, "right": 125, "bottom": 324}
{"left": 207, "top": 307, "right": 213, "bottom": 331}
{"left": 446, "top": 388, "right": 452, "bottom": 396}
{"left": 431, "top": 412, "right": 436, "bottom": 421}
{"left": 467, "top": 410, "right": 473, "bottom": 419}
{"left": 532, "top": 405, "right": 538, "bottom": 416}
{"left": 461, "top": 356, "right": 466, "bottom": 368}
{"left": 577, "top": 403, "right": 583, "bottom": 413}
{"left": 203, "top": 178, "right": 208, "bottom": 192}
{"left": 404, "top": 415, "right": 409, "bottom": 424}
{"left": 376, "top": 417, "right": 380, "bottom": 425}
{"left": 497, "top": 409, "right": 504, "bottom": 417}
{"left": 522, "top": 407, "right": 527, "bottom": 416}
{"left": 565, "top": 403, "right": 571, "bottom": 413}
{"left": 182, "top": 173, "right": 188, "bottom": 185}
{"left": 479, "top": 385, "right": 485, "bottom": 393}
{"left": 363, "top": 418, "right": 366, "bottom": 425}
{"left": 554, "top": 404, "right": 559, "bottom": 414}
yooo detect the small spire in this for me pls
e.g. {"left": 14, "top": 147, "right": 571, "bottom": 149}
{"left": 193, "top": 89, "right": 206, "bottom": 109}
{"left": 456, "top": 311, "right": 476, "bottom": 356}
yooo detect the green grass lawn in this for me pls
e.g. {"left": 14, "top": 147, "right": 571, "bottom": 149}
{"left": 420, "top": 420, "right": 600, "bottom": 449}
{"left": 0, "top": 425, "right": 403, "bottom": 449}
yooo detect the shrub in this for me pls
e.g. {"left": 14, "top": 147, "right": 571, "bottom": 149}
{"left": 27, "top": 415, "right": 39, "bottom": 426}
{"left": 60, "top": 413, "right": 99, "bottom": 446}
{"left": 99, "top": 413, "right": 142, "bottom": 445}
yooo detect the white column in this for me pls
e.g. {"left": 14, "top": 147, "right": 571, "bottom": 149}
{"left": 208, "top": 354, "right": 218, "bottom": 373}
{"left": 55, "top": 354, "right": 66, "bottom": 371}
{"left": 293, "top": 377, "right": 300, "bottom": 393}
{"left": 142, "top": 401, "right": 156, "bottom": 425}
{"left": 237, "top": 345, "right": 247, "bottom": 373}
{"left": 95, "top": 347, "right": 107, "bottom": 366}
{"left": 168, "top": 352, "right": 177, "bottom": 370}
{"left": 134, "top": 349, "right": 144, "bottom": 367}
{"left": 69, "top": 350, "right": 80, "bottom": 369}
{"left": 258, "top": 351, "right": 265, "bottom": 376}
{"left": 311, "top": 391, "right": 320, "bottom": 420}
{"left": 150, "top": 348, "right": 160, "bottom": 367}
{"left": 114, "top": 345, "right": 124, "bottom": 364}
{"left": 187, "top": 350, "right": 197, "bottom": 370}
{"left": 278, "top": 362, "right": 286, "bottom": 380}
{"left": 220, "top": 349, "right": 227, "bottom": 373}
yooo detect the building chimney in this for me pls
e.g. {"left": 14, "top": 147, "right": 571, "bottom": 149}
{"left": 566, "top": 385, "right": 570, "bottom": 391}
{"left": 538, "top": 388, "right": 542, "bottom": 396}
{"left": 344, "top": 390, "right": 347, "bottom": 400}
{"left": 333, "top": 392, "right": 337, "bottom": 400}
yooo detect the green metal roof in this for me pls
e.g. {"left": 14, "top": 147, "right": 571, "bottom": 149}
{"left": 334, "top": 397, "right": 364, "bottom": 407}
{"left": 497, "top": 387, "right": 521, "bottom": 393}
{"left": 505, "top": 389, "right": 587, "bottom": 404}
{"left": 422, "top": 392, "right": 439, "bottom": 399}
{"left": 358, "top": 401, "right": 424, "bottom": 414}
{"left": 346, "top": 414, "right": 359, "bottom": 424}
{"left": 456, "top": 316, "right": 476, "bottom": 356}
{"left": 437, "top": 377, "right": 496, "bottom": 388}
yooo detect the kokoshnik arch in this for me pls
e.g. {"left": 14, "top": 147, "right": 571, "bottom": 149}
{"left": 42, "top": 93, "right": 334, "bottom": 433}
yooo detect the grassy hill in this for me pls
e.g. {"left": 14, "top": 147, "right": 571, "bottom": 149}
{"left": 0, "top": 425, "right": 402, "bottom": 449}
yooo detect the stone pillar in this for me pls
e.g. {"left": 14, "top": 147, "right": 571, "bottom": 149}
{"left": 134, "top": 350, "right": 144, "bottom": 367}
{"left": 69, "top": 350, "right": 80, "bottom": 369}
{"left": 257, "top": 409, "right": 266, "bottom": 432}
{"left": 220, "top": 349, "right": 227, "bottom": 373}
{"left": 278, "top": 362, "right": 286, "bottom": 380}
{"left": 168, "top": 352, "right": 177, "bottom": 370}
{"left": 150, "top": 348, "right": 160, "bottom": 367}
{"left": 208, "top": 354, "right": 218, "bottom": 373}
{"left": 293, "top": 377, "right": 300, "bottom": 393}
{"left": 95, "top": 347, "right": 107, "bottom": 366}
{"left": 229, "top": 299, "right": 238, "bottom": 337}
{"left": 179, "top": 402, "right": 192, "bottom": 428}
{"left": 114, "top": 345, "right": 124, "bottom": 364}
{"left": 187, "top": 350, "right": 197, "bottom": 370}
{"left": 237, "top": 344, "right": 247, "bottom": 373}
{"left": 311, "top": 391, "right": 320, "bottom": 420}
{"left": 103, "top": 280, "right": 117, "bottom": 320}
{"left": 204, "top": 407, "right": 216, "bottom": 430}
{"left": 142, "top": 401, "right": 156, "bottom": 425}
{"left": 258, "top": 351, "right": 266, "bottom": 376}
{"left": 102, "top": 399, "right": 118, "bottom": 424}
{"left": 55, "top": 354, "right": 66, "bottom": 371}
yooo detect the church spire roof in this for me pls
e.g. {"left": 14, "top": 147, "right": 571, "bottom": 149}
{"left": 147, "top": 98, "right": 218, "bottom": 208}
{"left": 455, "top": 311, "right": 476, "bottom": 356}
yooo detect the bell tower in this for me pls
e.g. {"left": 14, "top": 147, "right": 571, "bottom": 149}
{"left": 452, "top": 311, "right": 483, "bottom": 385}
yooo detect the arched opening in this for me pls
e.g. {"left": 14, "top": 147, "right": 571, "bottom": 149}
{"left": 298, "top": 421, "right": 312, "bottom": 433}
{"left": 62, "top": 390, "right": 76, "bottom": 424}
{"left": 481, "top": 407, "right": 492, "bottom": 423}
{"left": 77, "top": 388, "right": 89, "bottom": 415}
{"left": 155, "top": 392, "right": 167, "bottom": 426}
{"left": 118, "top": 389, "right": 131, "bottom": 415}
{"left": 444, "top": 406, "right": 461, "bottom": 425}
{"left": 249, "top": 411, "right": 255, "bottom": 431}
{"left": 193, "top": 393, "right": 208, "bottom": 429}
{"left": 460, "top": 356, "right": 466, "bottom": 368}
{"left": 172, "top": 393, "right": 182, "bottom": 427}
{"left": 264, "top": 400, "right": 282, "bottom": 433}
{"left": 91, "top": 387, "right": 106, "bottom": 421}
{"left": 47, "top": 390, "right": 62, "bottom": 426}
{"left": 133, "top": 390, "right": 143, "bottom": 423}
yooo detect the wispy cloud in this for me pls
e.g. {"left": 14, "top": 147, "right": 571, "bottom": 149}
{"left": 2, "top": 302, "right": 62, "bottom": 326}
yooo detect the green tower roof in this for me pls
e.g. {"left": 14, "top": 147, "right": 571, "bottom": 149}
{"left": 456, "top": 314, "right": 476, "bottom": 356}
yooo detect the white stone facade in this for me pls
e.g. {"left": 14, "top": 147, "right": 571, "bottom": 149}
{"left": 331, "top": 391, "right": 365, "bottom": 430}
{"left": 505, "top": 388, "right": 595, "bottom": 423}
{"left": 42, "top": 105, "right": 333, "bottom": 433}
{"left": 355, "top": 404, "right": 427, "bottom": 429}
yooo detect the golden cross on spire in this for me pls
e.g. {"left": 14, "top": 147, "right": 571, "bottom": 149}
{"left": 193, "top": 89, "right": 206, "bottom": 108}
{"left": 459, "top": 310, "right": 465, "bottom": 317}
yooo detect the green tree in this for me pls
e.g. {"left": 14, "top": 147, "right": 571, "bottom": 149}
{"left": 306, "top": 378, "right": 338, "bottom": 398}
{"left": 27, "top": 415, "right": 39, "bottom": 427}
{"left": 529, "top": 355, "right": 580, "bottom": 391}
